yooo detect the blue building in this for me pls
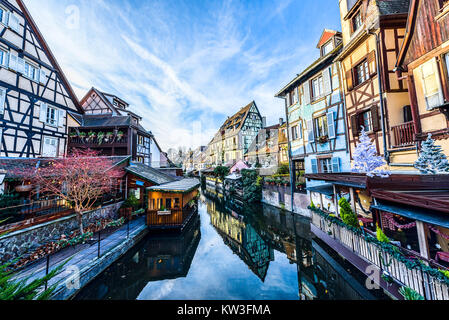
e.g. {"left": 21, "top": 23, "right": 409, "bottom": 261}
{"left": 275, "top": 30, "right": 351, "bottom": 204}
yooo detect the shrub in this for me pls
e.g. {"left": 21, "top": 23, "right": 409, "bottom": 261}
{"left": 399, "top": 286, "right": 424, "bottom": 300}
{"left": 241, "top": 169, "right": 262, "bottom": 203}
{"left": 277, "top": 163, "right": 290, "bottom": 175}
{"left": 376, "top": 225, "right": 390, "bottom": 243}
{"left": 123, "top": 193, "right": 140, "bottom": 211}
{"left": 214, "top": 166, "right": 230, "bottom": 181}
{"left": 339, "top": 197, "right": 359, "bottom": 228}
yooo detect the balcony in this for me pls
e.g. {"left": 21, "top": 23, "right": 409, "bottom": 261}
{"left": 391, "top": 121, "right": 415, "bottom": 148}
{"left": 311, "top": 208, "right": 449, "bottom": 300}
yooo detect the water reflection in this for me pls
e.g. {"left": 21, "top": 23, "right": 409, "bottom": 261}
{"left": 74, "top": 191, "right": 381, "bottom": 300}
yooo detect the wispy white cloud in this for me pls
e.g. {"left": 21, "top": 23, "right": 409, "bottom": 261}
{"left": 23, "top": 0, "right": 339, "bottom": 151}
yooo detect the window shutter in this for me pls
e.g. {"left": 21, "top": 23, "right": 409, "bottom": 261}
{"left": 346, "top": 69, "right": 353, "bottom": 91}
{"left": 0, "top": 88, "right": 6, "bottom": 115}
{"left": 303, "top": 81, "right": 311, "bottom": 105}
{"left": 299, "top": 121, "right": 303, "bottom": 139}
{"left": 16, "top": 58, "right": 25, "bottom": 74}
{"left": 368, "top": 51, "right": 377, "bottom": 77}
{"left": 58, "top": 109, "right": 66, "bottom": 128}
{"left": 8, "top": 53, "right": 18, "bottom": 71}
{"left": 323, "top": 68, "right": 332, "bottom": 95}
{"left": 39, "top": 102, "right": 48, "bottom": 123}
{"left": 307, "top": 119, "right": 315, "bottom": 142}
{"left": 371, "top": 105, "right": 380, "bottom": 132}
{"left": 311, "top": 158, "right": 318, "bottom": 173}
{"left": 350, "top": 114, "right": 359, "bottom": 136}
{"left": 286, "top": 92, "right": 291, "bottom": 106}
{"left": 331, "top": 157, "right": 341, "bottom": 173}
{"left": 327, "top": 111, "right": 336, "bottom": 139}
{"left": 1, "top": 52, "right": 7, "bottom": 67}
{"left": 8, "top": 13, "right": 19, "bottom": 33}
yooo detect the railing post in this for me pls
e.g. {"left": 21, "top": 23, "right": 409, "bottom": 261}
{"left": 45, "top": 254, "right": 50, "bottom": 290}
{"left": 97, "top": 229, "right": 101, "bottom": 259}
{"left": 127, "top": 218, "right": 130, "bottom": 238}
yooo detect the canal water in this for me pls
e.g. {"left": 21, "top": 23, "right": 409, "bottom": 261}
{"left": 74, "top": 192, "right": 386, "bottom": 300}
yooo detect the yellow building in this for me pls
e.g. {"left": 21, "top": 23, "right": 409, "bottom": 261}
{"left": 337, "top": 0, "right": 413, "bottom": 171}
{"left": 206, "top": 101, "right": 263, "bottom": 166}
{"left": 395, "top": 0, "right": 449, "bottom": 161}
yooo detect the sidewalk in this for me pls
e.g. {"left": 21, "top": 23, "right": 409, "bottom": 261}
{"left": 12, "top": 216, "right": 148, "bottom": 300}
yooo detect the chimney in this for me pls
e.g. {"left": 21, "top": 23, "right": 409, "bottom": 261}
{"left": 262, "top": 116, "right": 267, "bottom": 128}
{"left": 279, "top": 118, "right": 284, "bottom": 125}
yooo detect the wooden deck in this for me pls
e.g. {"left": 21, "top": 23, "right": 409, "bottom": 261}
{"left": 146, "top": 206, "right": 197, "bottom": 231}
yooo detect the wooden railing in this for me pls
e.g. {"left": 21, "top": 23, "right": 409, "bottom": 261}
{"left": 311, "top": 210, "right": 449, "bottom": 300}
{"left": 391, "top": 121, "right": 415, "bottom": 148}
{"left": 69, "top": 136, "right": 128, "bottom": 146}
{"left": 146, "top": 205, "right": 196, "bottom": 228}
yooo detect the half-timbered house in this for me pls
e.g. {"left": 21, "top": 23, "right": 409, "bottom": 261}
{"left": 275, "top": 29, "right": 350, "bottom": 189}
{"left": 68, "top": 87, "right": 167, "bottom": 167}
{"left": 0, "top": 0, "right": 82, "bottom": 158}
{"left": 395, "top": 0, "right": 449, "bottom": 160}
{"left": 207, "top": 101, "right": 264, "bottom": 166}
{"left": 338, "top": 0, "right": 412, "bottom": 171}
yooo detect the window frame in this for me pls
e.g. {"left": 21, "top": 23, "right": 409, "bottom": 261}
{"left": 311, "top": 75, "right": 324, "bottom": 101}
{"left": 23, "top": 60, "right": 40, "bottom": 82}
{"left": 321, "top": 40, "right": 334, "bottom": 56}
{"left": 354, "top": 59, "right": 369, "bottom": 87}
{"left": 45, "top": 105, "right": 58, "bottom": 127}
{"left": 360, "top": 109, "right": 373, "bottom": 132}
{"left": 314, "top": 114, "right": 328, "bottom": 138}
{"left": 351, "top": 10, "right": 363, "bottom": 34}
{"left": 319, "top": 157, "right": 332, "bottom": 173}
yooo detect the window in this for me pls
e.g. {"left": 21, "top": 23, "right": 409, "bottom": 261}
{"left": 138, "top": 135, "right": 144, "bottom": 145}
{"left": 291, "top": 126, "right": 298, "bottom": 140}
{"left": 312, "top": 76, "right": 324, "bottom": 100}
{"left": 420, "top": 58, "right": 444, "bottom": 110}
{"left": 174, "top": 198, "right": 180, "bottom": 209}
{"left": 165, "top": 198, "right": 172, "bottom": 209}
{"left": 137, "top": 156, "right": 144, "bottom": 163}
{"left": 46, "top": 106, "right": 57, "bottom": 126}
{"left": 291, "top": 88, "right": 298, "bottom": 105}
{"left": 352, "top": 10, "right": 362, "bottom": 33}
{"left": 354, "top": 60, "right": 369, "bottom": 86}
{"left": 0, "top": 49, "right": 7, "bottom": 67}
{"left": 322, "top": 41, "right": 334, "bottom": 56}
{"left": 320, "top": 158, "right": 332, "bottom": 173}
{"left": 314, "top": 115, "right": 328, "bottom": 138}
{"left": 24, "top": 61, "right": 39, "bottom": 82}
{"left": 360, "top": 110, "right": 373, "bottom": 132}
{"left": 42, "top": 136, "right": 58, "bottom": 157}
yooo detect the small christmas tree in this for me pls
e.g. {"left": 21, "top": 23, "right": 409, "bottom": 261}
{"left": 352, "top": 127, "right": 390, "bottom": 178}
{"left": 338, "top": 197, "right": 359, "bottom": 228}
{"left": 414, "top": 133, "right": 449, "bottom": 174}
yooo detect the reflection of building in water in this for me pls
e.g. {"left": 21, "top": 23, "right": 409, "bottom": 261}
{"left": 296, "top": 238, "right": 376, "bottom": 300}
{"left": 208, "top": 201, "right": 274, "bottom": 281}
{"left": 73, "top": 215, "right": 201, "bottom": 300}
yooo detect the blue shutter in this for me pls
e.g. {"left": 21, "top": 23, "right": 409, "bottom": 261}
{"left": 331, "top": 157, "right": 341, "bottom": 173}
{"left": 327, "top": 111, "right": 336, "bottom": 139}
{"left": 311, "top": 158, "right": 318, "bottom": 173}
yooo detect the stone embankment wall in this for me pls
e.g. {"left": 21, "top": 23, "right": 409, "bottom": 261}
{"left": 262, "top": 184, "right": 310, "bottom": 217}
{"left": 0, "top": 202, "right": 123, "bottom": 263}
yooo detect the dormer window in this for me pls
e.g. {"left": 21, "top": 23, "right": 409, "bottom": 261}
{"left": 322, "top": 41, "right": 334, "bottom": 56}
{"left": 352, "top": 10, "right": 362, "bottom": 34}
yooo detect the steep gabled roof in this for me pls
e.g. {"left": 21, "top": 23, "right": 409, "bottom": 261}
{"left": 79, "top": 87, "right": 122, "bottom": 115}
{"left": 395, "top": 0, "right": 419, "bottom": 69}
{"left": 17, "top": 0, "right": 83, "bottom": 113}
{"left": 316, "top": 29, "right": 341, "bottom": 48}
{"left": 377, "top": 0, "right": 411, "bottom": 15}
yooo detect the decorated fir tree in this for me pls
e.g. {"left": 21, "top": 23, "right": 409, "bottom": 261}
{"left": 414, "top": 133, "right": 449, "bottom": 174}
{"left": 338, "top": 197, "right": 359, "bottom": 228}
{"left": 352, "top": 127, "right": 390, "bottom": 178}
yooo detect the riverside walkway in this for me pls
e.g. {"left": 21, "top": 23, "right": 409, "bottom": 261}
{"left": 12, "top": 216, "right": 148, "bottom": 300}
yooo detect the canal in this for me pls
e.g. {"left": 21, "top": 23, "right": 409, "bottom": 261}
{"left": 74, "top": 192, "right": 388, "bottom": 300}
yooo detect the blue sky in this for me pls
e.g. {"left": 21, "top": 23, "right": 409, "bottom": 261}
{"left": 24, "top": 0, "right": 342, "bottom": 151}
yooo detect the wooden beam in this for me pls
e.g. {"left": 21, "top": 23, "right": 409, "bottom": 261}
{"left": 416, "top": 221, "right": 430, "bottom": 260}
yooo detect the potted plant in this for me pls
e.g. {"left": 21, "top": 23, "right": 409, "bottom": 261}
{"left": 116, "top": 130, "right": 124, "bottom": 141}
{"left": 69, "top": 131, "right": 78, "bottom": 138}
{"left": 318, "top": 135, "right": 329, "bottom": 144}
{"left": 105, "top": 131, "right": 113, "bottom": 143}
{"left": 87, "top": 131, "right": 96, "bottom": 142}
{"left": 97, "top": 131, "right": 105, "bottom": 145}
{"left": 78, "top": 131, "right": 86, "bottom": 141}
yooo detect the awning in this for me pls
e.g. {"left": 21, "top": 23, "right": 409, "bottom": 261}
{"left": 306, "top": 184, "right": 334, "bottom": 197}
{"left": 371, "top": 200, "right": 449, "bottom": 229}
